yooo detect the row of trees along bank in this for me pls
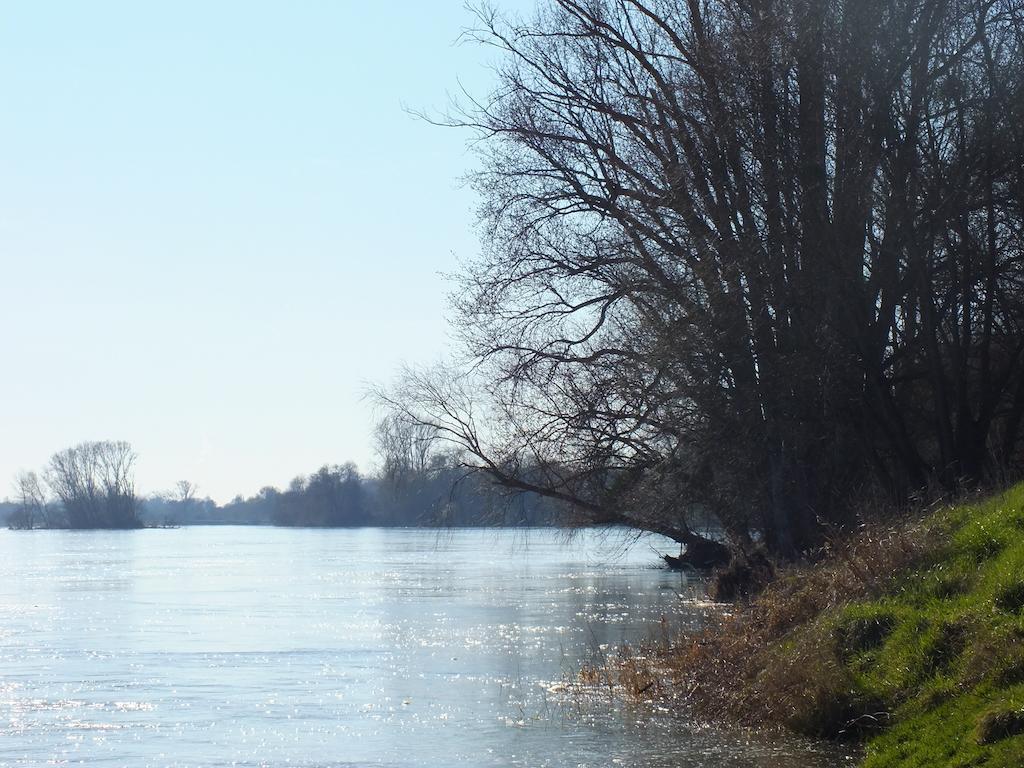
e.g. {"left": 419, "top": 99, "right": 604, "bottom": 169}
{"left": 8, "top": 433, "right": 563, "bottom": 529}
{"left": 214, "top": 414, "right": 562, "bottom": 526}
{"left": 379, "top": 0, "right": 1024, "bottom": 561}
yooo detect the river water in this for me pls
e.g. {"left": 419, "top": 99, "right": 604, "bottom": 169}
{"left": 0, "top": 527, "right": 849, "bottom": 767}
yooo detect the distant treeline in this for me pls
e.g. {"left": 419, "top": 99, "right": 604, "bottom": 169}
{"left": 4, "top": 432, "right": 563, "bottom": 530}
{"left": 141, "top": 462, "right": 560, "bottom": 528}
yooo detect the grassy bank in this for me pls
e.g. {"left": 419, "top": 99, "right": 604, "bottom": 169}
{"left": 603, "top": 484, "right": 1024, "bottom": 766}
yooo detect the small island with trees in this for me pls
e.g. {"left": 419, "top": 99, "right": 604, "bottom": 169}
{"left": 9, "top": 441, "right": 143, "bottom": 530}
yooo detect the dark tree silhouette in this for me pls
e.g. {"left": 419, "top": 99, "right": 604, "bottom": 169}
{"left": 270, "top": 463, "right": 369, "bottom": 527}
{"left": 44, "top": 441, "right": 142, "bottom": 529}
{"left": 382, "top": 0, "right": 1024, "bottom": 557}
{"left": 9, "top": 470, "right": 48, "bottom": 529}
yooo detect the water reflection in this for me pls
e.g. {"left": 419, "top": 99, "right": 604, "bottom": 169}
{"left": 0, "top": 527, "right": 851, "bottom": 767}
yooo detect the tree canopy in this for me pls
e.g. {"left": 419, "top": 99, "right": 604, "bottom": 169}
{"left": 12, "top": 440, "right": 144, "bottom": 529}
{"left": 383, "top": 0, "right": 1024, "bottom": 557}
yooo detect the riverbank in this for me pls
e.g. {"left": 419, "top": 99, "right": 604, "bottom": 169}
{"left": 600, "top": 484, "right": 1024, "bottom": 767}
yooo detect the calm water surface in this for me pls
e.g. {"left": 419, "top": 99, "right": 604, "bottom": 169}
{"left": 0, "top": 527, "right": 850, "bottom": 767}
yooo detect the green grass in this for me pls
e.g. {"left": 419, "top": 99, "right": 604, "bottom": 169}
{"left": 762, "top": 485, "right": 1024, "bottom": 766}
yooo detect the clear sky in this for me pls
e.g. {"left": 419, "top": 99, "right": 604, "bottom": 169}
{"left": 0, "top": 1, "right": 529, "bottom": 503}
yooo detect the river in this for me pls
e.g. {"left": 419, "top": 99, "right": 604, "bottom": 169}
{"left": 0, "top": 527, "right": 850, "bottom": 767}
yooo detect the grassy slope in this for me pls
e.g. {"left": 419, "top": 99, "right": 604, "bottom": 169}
{"left": 848, "top": 486, "right": 1024, "bottom": 766}
{"left": 622, "top": 485, "right": 1024, "bottom": 767}
{"left": 739, "top": 485, "right": 1024, "bottom": 766}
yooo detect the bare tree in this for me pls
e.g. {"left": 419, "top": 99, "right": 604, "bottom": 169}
{"left": 9, "top": 470, "right": 49, "bottom": 529}
{"left": 174, "top": 480, "right": 197, "bottom": 505}
{"left": 374, "top": 413, "right": 441, "bottom": 491}
{"left": 382, "top": 0, "right": 1024, "bottom": 558}
{"left": 44, "top": 441, "right": 141, "bottom": 529}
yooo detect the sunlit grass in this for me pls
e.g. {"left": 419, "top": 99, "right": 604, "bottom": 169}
{"left": 854, "top": 488, "right": 1024, "bottom": 766}
{"left": 588, "top": 484, "right": 1024, "bottom": 766}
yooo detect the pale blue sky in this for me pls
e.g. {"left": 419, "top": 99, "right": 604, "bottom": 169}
{"left": 0, "top": 1, "right": 528, "bottom": 502}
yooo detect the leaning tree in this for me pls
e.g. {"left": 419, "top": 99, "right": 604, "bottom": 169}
{"left": 384, "top": 0, "right": 1024, "bottom": 557}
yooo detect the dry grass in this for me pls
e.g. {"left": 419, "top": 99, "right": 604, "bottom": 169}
{"left": 684, "top": 515, "right": 937, "bottom": 726}
{"left": 579, "top": 510, "right": 943, "bottom": 733}
{"left": 579, "top": 645, "right": 664, "bottom": 698}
